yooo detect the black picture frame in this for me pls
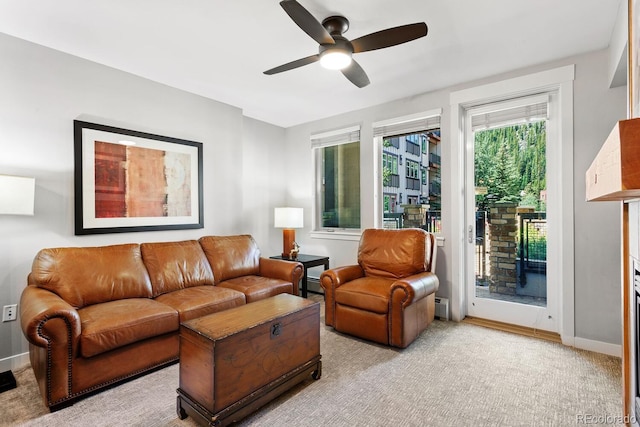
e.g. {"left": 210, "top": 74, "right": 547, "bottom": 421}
{"left": 73, "top": 120, "right": 204, "bottom": 235}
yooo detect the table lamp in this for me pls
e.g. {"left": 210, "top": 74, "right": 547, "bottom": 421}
{"left": 274, "top": 207, "right": 303, "bottom": 259}
{"left": 0, "top": 174, "right": 35, "bottom": 215}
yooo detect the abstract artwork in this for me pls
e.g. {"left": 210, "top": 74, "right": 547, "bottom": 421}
{"left": 74, "top": 120, "right": 203, "bottom": 235}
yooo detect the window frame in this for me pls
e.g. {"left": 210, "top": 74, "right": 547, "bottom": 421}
{"left": 373, "top": 109, "right": 443, "bottom": 233}
{"left": 448, "top": 64, "right": 574, "bottom": 330}
{"left": 311, "top": 125, "right": 362, "bottom": 237}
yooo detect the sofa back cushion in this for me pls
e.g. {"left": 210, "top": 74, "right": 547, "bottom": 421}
{"left": 199, "top": 235, "right": 260, "bottom": 284}
{"left": 141, "top": 240, "right": 214, "bottom": 297}
{"left": 358, "top": 228, "right": 432, "bottom": 279}
{"left": 29, "top": 244, "right": 152, "bottom": 309}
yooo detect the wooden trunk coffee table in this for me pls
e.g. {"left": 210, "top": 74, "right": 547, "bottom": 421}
{"left": 177, "top": 293, "right": 322, "bottom": 426}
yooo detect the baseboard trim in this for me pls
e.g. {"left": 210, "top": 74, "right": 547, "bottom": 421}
{"left": 463, "top": 317, "right": 621, "bottom": 357}
{"left": 0, "top": 352, "right": 30, "bottom": 373}
{"left": 573, "top": 337, "right": 622, "bottom": 358}
{"left": 463, "top": 316, "right": 562, "bottom": 343}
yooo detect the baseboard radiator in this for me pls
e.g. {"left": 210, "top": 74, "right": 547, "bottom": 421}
{"left": 434, "top": 297, "right": 449, "bottom": 321}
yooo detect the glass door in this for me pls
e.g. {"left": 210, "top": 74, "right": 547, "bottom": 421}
{"left": 465, "top": 95, "right": 557, "bottom": 332}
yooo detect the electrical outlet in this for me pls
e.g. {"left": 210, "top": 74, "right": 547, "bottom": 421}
{"left": 2, "top": 304, "right": 17, "bottom": 322}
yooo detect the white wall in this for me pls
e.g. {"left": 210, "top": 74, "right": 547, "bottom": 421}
{"left": 284, "top": 48, "right": 626, "bottom": 350}
{"left": 573, "top": 50, "right": 626, "bottom": 344}
{"left": 0, "top": 33, "right": 285, "bottom": 370}
{"left": 240, "top": 116, "right": 287, "bottom": 253}
{"left": 608, "top": 0, "right": 628, "bottom": 88}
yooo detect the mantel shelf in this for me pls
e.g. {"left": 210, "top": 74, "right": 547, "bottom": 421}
{"left": 586, "top": 118, "right": 640, "bottom": 202}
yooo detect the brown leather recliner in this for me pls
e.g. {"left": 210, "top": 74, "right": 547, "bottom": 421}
{"left": 320, "top": 228, "right": 439, "bottom": 348}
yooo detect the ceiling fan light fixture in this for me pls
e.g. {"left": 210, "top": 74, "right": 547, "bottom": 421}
{"left": 267, "top": 2, "right": 428, "bottom": 87}
{"left": 319, "top": 49, "right": 352, "bottom": 70}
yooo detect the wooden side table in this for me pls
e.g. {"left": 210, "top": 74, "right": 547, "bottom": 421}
{"left": 269, "top": 254, "right": 329, "bottom": 298}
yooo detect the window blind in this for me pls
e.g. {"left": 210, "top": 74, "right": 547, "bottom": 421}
{"left": 373, "top": 111, "right": 441, "bottom": 138}
{"left": 310, "top": 125, "right": 360, "bottom": 148}
{"left": 470, "top": 95, "right": 548, "bottom": 132}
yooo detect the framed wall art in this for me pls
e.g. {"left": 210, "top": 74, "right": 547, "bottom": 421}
{"left": 74, "top": 120, "right": 204, "bottom": 235}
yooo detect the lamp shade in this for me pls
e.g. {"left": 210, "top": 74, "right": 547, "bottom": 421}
{"left": 274, "top": 207, "right": 303, "bottom": 228}
{"left": 0, "top": 175, "right": 35, "bottom": 215}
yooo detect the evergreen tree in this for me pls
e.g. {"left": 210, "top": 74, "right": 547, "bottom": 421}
{"left": 474, "top": 121, "right": 546, "bottom": 210}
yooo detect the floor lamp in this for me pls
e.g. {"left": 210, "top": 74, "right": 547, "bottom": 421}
{"left": 0, "top": 174, "right": 35, "bottom": 393}
{"left": 274, "top": 207, "right": 303, "bottom": 259}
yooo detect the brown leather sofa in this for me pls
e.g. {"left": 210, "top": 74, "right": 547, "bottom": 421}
{"left": 19, "top": 235, "right": 303, "bottom": 410}
{"left": 320, "top": 228, "right": 439, "bottom": 348}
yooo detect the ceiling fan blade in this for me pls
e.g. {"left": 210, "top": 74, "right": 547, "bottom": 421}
{"left": 341, "top": 59, "right": 370, "bottom": 88}
{"left": 264, "top": 54, "right": 320, "bottom": 75}
{"left": 279, "top": 0, "right": 335, "bottom": 45}
{"left": 351, "top": 22, "right": 428, "bottom": 53}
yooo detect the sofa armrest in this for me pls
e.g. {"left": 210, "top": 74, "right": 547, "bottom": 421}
{"left": 20, "top": 285, "right": 81, "bottom": 350}
{"left": 258, "top": 258, "right": 304, "bottom": 296}
{"left": 390, "top": 272, "right": 439, "bottom": 307}
{"left": 320, "top": 265, "right": 364, "bottom": 326}
{"left": 20, "top": 285, "right": 82, "bottom": 406}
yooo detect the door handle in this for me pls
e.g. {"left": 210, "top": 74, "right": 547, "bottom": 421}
{"left": 468, "top": 225, "right": 473, "bottom": 244}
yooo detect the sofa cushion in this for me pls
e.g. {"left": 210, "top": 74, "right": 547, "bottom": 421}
{"left": 78, "top": 298, "right": 178, "bottom": 358}
{"left": 358, "top": 228, "right": 429, "bottom": 279}
{"left": 199, "top": 235, "right": 260, "bottom": 284}
{"left": 141, "top": 240, "right": 214, "bottom": 297}
{"left": 218, "top": 276, "right": 293, "bottom": 303}
{"left": 30, "top": 244, "right": 152, "bottom": 309}
{"left": 335, "top": 276, "right": 395, "bottom": 314}
{"left": 154, "top": 285, "right": 246, "bottom": 322}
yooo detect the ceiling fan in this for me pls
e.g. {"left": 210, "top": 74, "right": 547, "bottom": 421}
{"left": 264, "top": 0, "right": 428, "bottom": 88}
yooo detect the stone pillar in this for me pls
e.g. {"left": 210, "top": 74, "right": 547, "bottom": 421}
{"left": 401, "top": 204, "right": 429, "bottom": 228}
{"left": 488, "top": 201, "right": 518, "bottom": 295}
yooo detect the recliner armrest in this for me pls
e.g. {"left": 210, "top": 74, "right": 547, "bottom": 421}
{"left": 320, "top": 265, "right": 364, "bottom": 292}
{"left": 320, "top": 265, "right": 364, "bottom": 327}
{"left": 258, "top": 257, "right": 304, "bottom": 296}
{"left": 391, "top": 272, "right": 439, "bottom": 306}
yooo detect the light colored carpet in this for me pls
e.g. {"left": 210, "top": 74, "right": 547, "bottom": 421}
{"left": 2, "top": 305, "right": 623, "bottom": 427}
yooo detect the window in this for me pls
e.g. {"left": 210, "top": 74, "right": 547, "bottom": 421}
{"left": 383, "top": 193, "right": 397, "bottom": 213}
{"left": 405, "top": 133, "right": 420, "bottom": 144}
{"left": 312, "top": 126, "right": 361, "bottom": 230}
{"left": 382, "top": 152, "right": 399, "bottom": 187}
{"left": 373, "top": 111, "right": 442, "bottom": 231}
{"left": 406, "top": 160, "right": 419, "bottom": 179}
{"left": 383, "top": 152, "right": 398, "bottom": 175}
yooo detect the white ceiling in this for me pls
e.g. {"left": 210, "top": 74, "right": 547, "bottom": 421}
{"left": 0, "top": 0, "right": 624, "bottom": 128}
